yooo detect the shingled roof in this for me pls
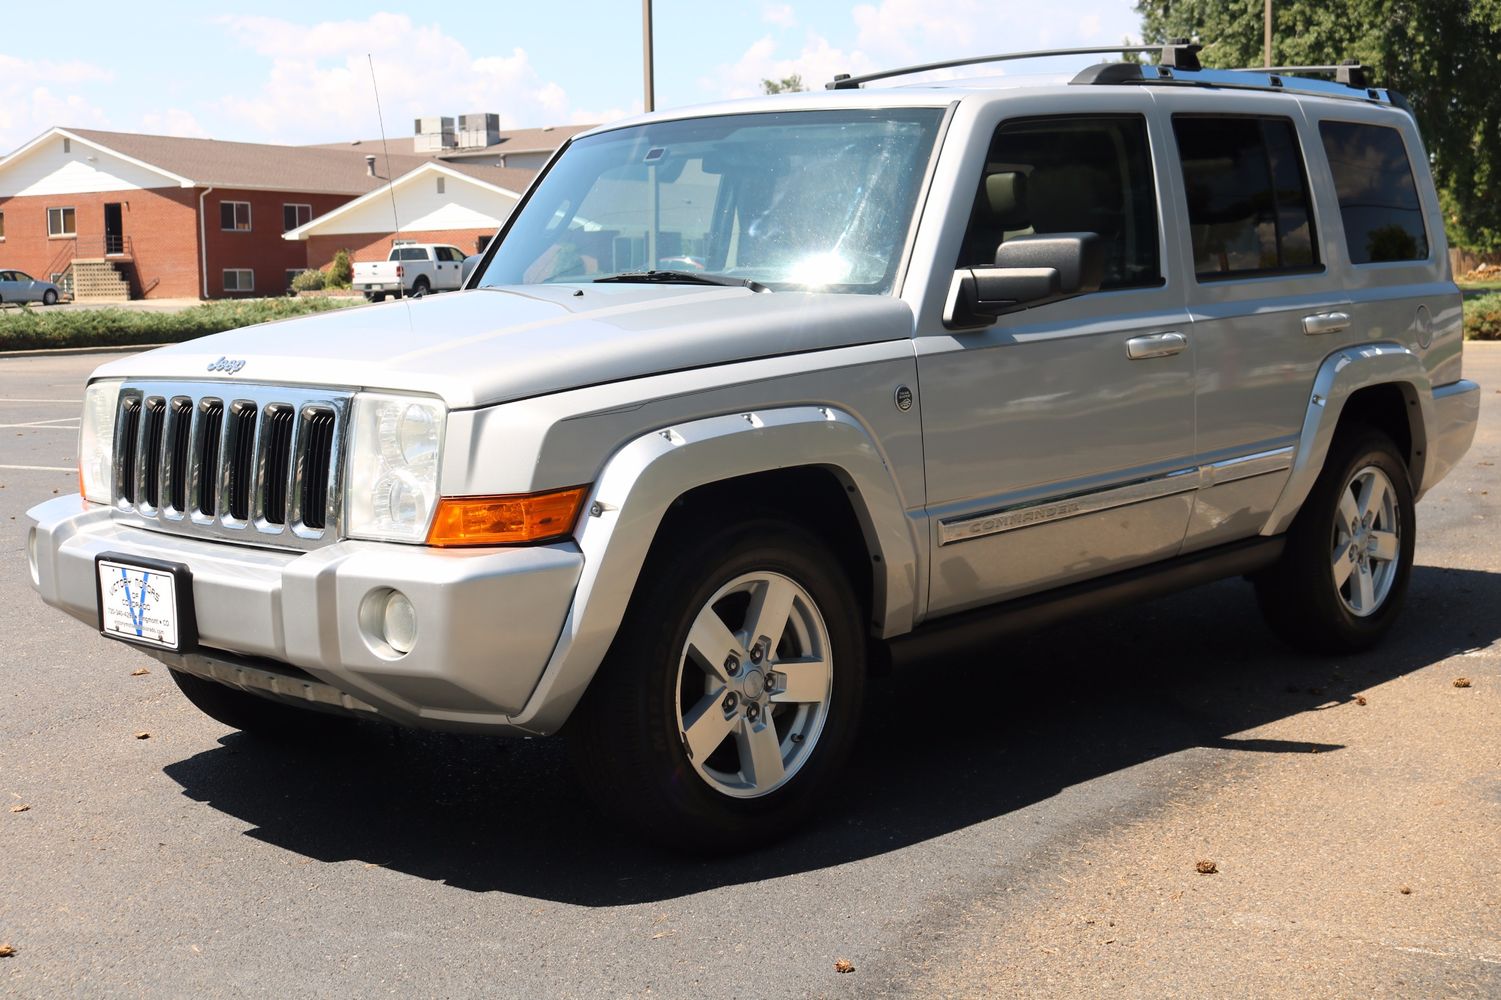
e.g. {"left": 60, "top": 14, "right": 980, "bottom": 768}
{"left": 64, "top": 128, "right": 433, "bottom": 194}
{"left": 309, "top": 124, "right": 594, "bottom": 159}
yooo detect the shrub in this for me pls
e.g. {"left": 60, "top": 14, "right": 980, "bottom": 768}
{"left": 327, "top": 249, "right": 353, "bottom": 289}
{"left": 290, "top": 268, "right": 326, "bottom": 293}
{"left": 1465, "top": 293, "right": 1501, "bottom": 340}
{"left": 0, "top": 297, "right": 359, "bottom": 351}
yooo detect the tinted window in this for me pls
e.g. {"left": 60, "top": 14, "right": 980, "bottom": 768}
{"left": 1319, "top": 121, "right": 1428, "bottom": 264}
{"left": 958, "top": 115, "right": 1161, "bottom": 290}
{"left": 1174, "top": 116, "right": 1318, "bottom": 278}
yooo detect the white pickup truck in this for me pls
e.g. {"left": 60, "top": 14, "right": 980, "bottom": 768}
{"left": 352, "top": 243, "right": 468, "bottom": 302}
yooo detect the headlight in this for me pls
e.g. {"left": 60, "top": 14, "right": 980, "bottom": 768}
{"left": 78, "top": 379, "right": 123, "bottom": 503}
{"left": 345, "top": 393, "right": 446, "bottom": 542}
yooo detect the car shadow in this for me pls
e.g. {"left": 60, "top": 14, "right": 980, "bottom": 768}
{"left": 161, "top": 564, "right": 1501, "bottom": 906}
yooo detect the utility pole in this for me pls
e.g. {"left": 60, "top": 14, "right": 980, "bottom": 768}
{"left": 643, "top": 0, "right": 655, "bottom": 113}
{"left": 1264, "top": 0, "right": 1273, "bottom": 68}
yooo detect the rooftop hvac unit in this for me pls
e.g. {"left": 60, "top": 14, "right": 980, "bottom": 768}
{"left": 456, "top": 113, "right": 501, "bottom": 150}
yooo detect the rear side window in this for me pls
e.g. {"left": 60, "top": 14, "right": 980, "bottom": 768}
{"left": 1173, "top": 116, "right": 1318, "bottom": 279}
{"left": 1318, "top": 121, "right": 1429, "bottom": 264}
{"left": 957, "top": 115, "right": 1162, "bottom": 291}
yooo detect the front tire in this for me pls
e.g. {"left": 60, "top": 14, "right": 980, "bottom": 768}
{"left": 1255, "top": 428, "right": 1415, "bottom": 653}
{"left": 568, "top": 519, "right": 867, "bottom": 852}
{"left": 42, "top": 289, "right": 58, "bottom": 306}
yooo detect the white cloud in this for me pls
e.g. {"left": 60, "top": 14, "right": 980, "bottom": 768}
{"left": 0, "top": 57, "right": 113, "bottom": 153}
{"left": 210, "top": 13, "right": 606, "bottom": 144}
{"left": 763, "top": 4, "right": 797, "bottom": 28}
{"left": 700, "top": 32, "right": 877, "bottom": 99}
{"left": 139, "top": 108, "right": 210, "bottom": 139}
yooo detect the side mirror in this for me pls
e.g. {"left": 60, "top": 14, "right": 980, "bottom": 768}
{"left": 461, "top": 254, "right": 482, "bottom": 286}
{"left": 947, "top": 233, "right": 1104, "bottom": 327}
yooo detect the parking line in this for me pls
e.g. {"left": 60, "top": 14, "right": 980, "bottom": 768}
{"left": 0, "top": 398, "right": 81, "bottom": 404}
{"left": 0, "top": 464, "right": 73, "bottom": 472}
{"left": 0, "top": 422, "right": 79, "bottom": 430}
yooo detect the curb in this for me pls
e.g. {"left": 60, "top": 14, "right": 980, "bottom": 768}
{"left": 0, "top": 344, "right": 167, "bottom": 360}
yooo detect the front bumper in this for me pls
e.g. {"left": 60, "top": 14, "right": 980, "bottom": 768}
{"left": 1420, "top": 379, "right": 1481, "bottom": 498}
{"left": 27, "top": 495, "right": 583, "bottom": 731}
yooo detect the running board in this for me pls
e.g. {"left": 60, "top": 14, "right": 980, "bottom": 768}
{"left": 887, "top": 536, "right": 1285, "bottom": 667}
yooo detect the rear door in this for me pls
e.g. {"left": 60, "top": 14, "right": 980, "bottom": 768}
{"left": 914, "top": 100, "right": 1197, "bottom": 616}
{"left": 1151, "top": 92, "right": 1350, "bottom": 552}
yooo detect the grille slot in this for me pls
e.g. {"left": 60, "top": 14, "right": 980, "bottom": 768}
{"left": 166, "top": 397, "right": 194, "bottom": 513}
{"left": 113, "top": 381, "right": 349, "bottom": 549}
{"left": 116, "top": 397, "right": 142, "bottom": 504}
{"left": 260, "top": 404, "right": 296, "bottom": 525}
{"left": 299, "top": 407, "right": 336, "bottom": 531}
{"left": 226, "top": 401, "right": 259, "bottom": 522}
{"left": 196, "top": 399, "right": 224, "bottom": 517}
{"left": 141, "top": 397, "right": 167, "bottom": 509}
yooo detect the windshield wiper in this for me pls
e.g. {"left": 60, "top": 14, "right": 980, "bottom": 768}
{"left": 594, "top": 270, "right": 768, "bottom": 292}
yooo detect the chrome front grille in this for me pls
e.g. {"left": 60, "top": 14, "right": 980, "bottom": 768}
{"left": 112, "top": 381, "right": 352, "bottom": 550}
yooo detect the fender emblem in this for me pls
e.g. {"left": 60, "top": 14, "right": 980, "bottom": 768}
{"left": 207, "top": 357, "right": 246, "bottom": 374}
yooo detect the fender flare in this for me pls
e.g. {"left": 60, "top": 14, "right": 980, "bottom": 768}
{"left": 506, "top": 405, "right": 920, "bottom": 734}
{"left": 1261, "top": 343, "right": 1432, "bottom": 537}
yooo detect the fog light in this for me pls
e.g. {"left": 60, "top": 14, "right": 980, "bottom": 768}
{"left": 382, "top": 590, "right": 417, "bottom": 654}
{"left": 26, "top": 529, "right": 40, "bottom": 587}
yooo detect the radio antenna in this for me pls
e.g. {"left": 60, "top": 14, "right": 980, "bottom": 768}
{"left": 368, "top": 54, "right": 401, "bottom": 237}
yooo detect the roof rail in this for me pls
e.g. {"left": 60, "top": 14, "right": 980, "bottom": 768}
{"left": 825, "top": 41, "right": 1202, "bottom": 90}
{"left": 1227, "top": 63, "right": 1368, "bottom": 88}
{"left": 1071, "top": 61, "right": 1390, "bottom": 105}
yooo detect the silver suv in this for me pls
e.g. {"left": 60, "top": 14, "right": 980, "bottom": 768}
{"left": 28, "top": 46, "right": 1481, "bottom": 849}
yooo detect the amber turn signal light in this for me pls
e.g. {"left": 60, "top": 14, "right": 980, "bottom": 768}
{"left": 426, "top": 487, "right": 588, "bottom": 547}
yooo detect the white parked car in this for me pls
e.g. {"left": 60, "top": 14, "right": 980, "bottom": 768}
{"left": 0, "top": 270, "right": 62, "bottom": 306}
{"left": 352, "top": 244, "right": 468, "bottom": 302}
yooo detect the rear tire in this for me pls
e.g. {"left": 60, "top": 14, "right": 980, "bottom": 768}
{"left": 367, "top": 291, "right": 386, "bottom": 303}
{"left": 410, "top": 278, "right": 429, "bottom": 299}
{"left": 1254, "top": 427, "right": 1415, "bottom": 653}
{"left": 169, "top": 669, "right": 346, "bottom": 738}
{"left": 568, "top": 519, "right": 867, "bottom": 852}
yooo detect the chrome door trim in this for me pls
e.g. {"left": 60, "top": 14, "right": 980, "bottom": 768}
{"left": 1303, "top": 312, "right": 1351, "bottom": 336}
{"left": 937, "top": 446, "right": 1295, "bottom": 546}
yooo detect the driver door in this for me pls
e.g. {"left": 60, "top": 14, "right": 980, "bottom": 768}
{"left": 917, "top": 110, "right": 1197, "bottom": 616}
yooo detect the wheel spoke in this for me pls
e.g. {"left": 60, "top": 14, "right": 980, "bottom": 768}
{"left": 745, "top": 576, "right": 797, "bottom": 650}
{"left": 736, "top": 718, "right": 785, "bottom": 788}
{"left": 1368, "top": 529, "right": 1399, "bottom": 563}
{"left": 681, "top": 688, "right": 737, "bottom": 762}
{"left": 1331, "top": 541, "right": 1357, "bottom": 588}
{"left": 1354, "top": 560, "right": 1376, "bottom": 612}
{"left": 1338, "top": 489, "right": 1362, "bottom": 533}
{"left": 1357, "top": 474, "right": 1389, "bottom": 524}
{"left": 687, "top": 606, "right": 742, "bottom": 683}
{"left": 770, "top": 655, "right": 830, "bottom": 704}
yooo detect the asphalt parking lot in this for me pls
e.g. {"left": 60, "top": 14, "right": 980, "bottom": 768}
{"left": 1, "top": 347, "right": 1497, "bottom": 999}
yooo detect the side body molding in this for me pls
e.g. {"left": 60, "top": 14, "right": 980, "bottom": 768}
{"left": 1261, "top": 343, "right": 1432, "bottom": 537}
{"left": 506, "top": 406, "right": 920, "bottom": 735}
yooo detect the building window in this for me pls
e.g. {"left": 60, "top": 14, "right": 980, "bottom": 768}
{"left": 283, "top": 203, "right": 312, "bottom": 233}
{"left": 1173, "top": 115, "right": 1319, "bottom": 279}
{"left": 223, "top": 268, "right": 255, "bottom": 293}
{"left": 436, "top": 176, "right": 446, "bottom": 195}
{"left": 47, "top": 207, "right": 76, "bottom": 237}
{"left": 220, "top": 201, "right": 252, "bottom": 232}
{"left": 62, "top": 138, "right": 71, "bottom": 154}
{"left": 0, "top": 210, "right": 5, "bottom": 240}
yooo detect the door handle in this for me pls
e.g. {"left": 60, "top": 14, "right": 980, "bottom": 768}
{"left": 1303, "top": 311, "right": 1351, "bottom": 335}
{"left": 1126, "top": 332, "right": 1188, "bottom": 360}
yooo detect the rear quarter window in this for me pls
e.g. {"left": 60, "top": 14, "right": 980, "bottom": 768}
{"left": 1318, "top": 121, "right": 1429, "bottom": 264}
{"left": 1172, "top": 115, "right": 1319, "bottom": 280}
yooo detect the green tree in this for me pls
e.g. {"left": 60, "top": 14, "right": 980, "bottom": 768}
{"left": 1136, "top": 0, "right": 1501, "bottom": 253}
{"left": 762, "top": 74, "right": 807, "bottom": 94}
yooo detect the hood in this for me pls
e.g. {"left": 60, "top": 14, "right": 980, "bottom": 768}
{"left": 94, "top": 286, "right": 915, "bottom": 409}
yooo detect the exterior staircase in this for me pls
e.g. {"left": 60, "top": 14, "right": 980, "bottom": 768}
{"left": 69, "top": 259, "right": 132, "bottom": 302}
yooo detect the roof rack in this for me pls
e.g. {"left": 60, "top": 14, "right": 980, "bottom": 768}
{"left": 825, "top": 41, "right": 1203, "bottom": 90}
{"left": 1072, "top": 61, "right": 1390, "bottom": 105}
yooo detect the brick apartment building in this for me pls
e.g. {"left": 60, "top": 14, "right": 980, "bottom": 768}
{"left": 0, "top": 121, "right": 587, "bottom": 300}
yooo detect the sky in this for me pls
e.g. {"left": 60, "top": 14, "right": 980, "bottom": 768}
{"left": 0, "top": 0, "right": 1143, "bottom": 153}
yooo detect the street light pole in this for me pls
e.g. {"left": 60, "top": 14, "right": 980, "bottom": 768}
{"left": 1264, "top": 0, "right": 1273, "bottom": 68}
{"left": 643, "top": 0, "right": 655, "bottom": 113}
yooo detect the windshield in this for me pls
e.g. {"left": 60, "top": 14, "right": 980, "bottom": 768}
{"left": 477, "top": 109, "right": 945, "bottom": 295}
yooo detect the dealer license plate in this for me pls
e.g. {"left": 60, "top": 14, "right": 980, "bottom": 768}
{"left": 97, "top": 558, "right": 184, "bottom": 651}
